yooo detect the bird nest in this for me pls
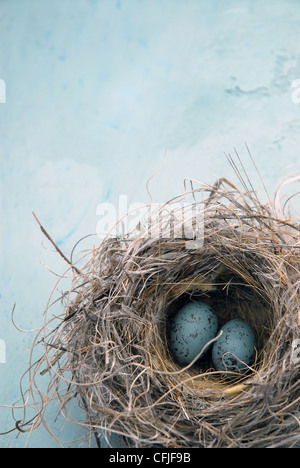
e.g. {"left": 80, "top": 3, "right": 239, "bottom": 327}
{"left": 16, "top": 172, "right": 300, "bottom": 448}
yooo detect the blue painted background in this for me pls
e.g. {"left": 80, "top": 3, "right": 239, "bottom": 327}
{"left": 1, "top": 0, "right": 300, "bottom": 447}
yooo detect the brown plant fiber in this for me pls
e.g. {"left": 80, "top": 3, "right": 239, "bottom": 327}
{"left": 12, "top": 169, "right": 300, "bottom": 448}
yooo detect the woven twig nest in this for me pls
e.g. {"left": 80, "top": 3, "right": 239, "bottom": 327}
{"left": 27, "top": 173, "right": 300, "bottom": 448}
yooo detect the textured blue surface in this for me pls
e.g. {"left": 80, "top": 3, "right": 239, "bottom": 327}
{"left": 1, "top": 0, "right": 300, "bottom": 448}
{"left": 212, "top": 319, "right": 257, "bottom": 375}
{"left": 170, "top": 301, "right": 218, "bottom": 365}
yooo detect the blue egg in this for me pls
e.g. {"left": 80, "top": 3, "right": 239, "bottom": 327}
{"left": 212, "top": 318, "right": 257, "bottom": 375}
{"left": 169, "top": 300, "right": 218, "bottom": 365}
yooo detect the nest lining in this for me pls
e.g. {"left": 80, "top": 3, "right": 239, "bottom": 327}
{"left": 17, "top": 175, "right": 300, "bottom": 448}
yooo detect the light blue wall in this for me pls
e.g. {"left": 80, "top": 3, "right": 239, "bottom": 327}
{"left": 1, "top": 0, "right": 300, "bottom": 448}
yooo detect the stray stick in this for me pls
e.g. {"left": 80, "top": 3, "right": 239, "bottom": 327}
{"left": 32, "top": 211, "right": 83, "bottom": 276}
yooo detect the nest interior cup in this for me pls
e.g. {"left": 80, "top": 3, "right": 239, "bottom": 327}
{"left": 24, "top": 174, "right": 300, "bottom": 448}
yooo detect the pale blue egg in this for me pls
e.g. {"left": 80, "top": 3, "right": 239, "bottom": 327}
{"left": 169, "top": 300, "right": 218, "bottom": 365}
{"left": 212, "top": 318, "right": 257, "bottom": 376}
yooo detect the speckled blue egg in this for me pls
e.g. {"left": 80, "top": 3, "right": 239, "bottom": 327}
{"left": 169, "top": 300, "right": 218, "bottom": 365}
{"left": 212, "top": 318, "right": 257, "bottom": 375}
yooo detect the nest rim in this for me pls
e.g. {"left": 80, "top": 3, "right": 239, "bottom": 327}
{"left": 14, "top": 174, "right": 300, "bottom": 448}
